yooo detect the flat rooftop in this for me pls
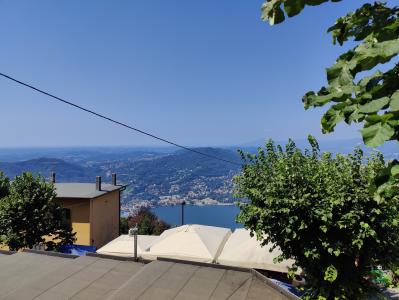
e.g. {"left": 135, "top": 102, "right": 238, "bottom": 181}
{"left": 54, "top": 183, "right": 124, "bottom": 199}
{"left": 0, "top": 251, "right": 298, "bottom": 300}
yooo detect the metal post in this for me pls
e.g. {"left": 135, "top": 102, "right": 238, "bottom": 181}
{"left": 134, "top": 228, "right": 138, "bottom": 261}
{"left": 129, "top": 224, "right": 139, "bottom": 261}
{"left": 181, "top": 201, "right": 186, "bottom": 225}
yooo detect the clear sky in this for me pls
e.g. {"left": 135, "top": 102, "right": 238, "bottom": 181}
{"left": 0, "top": 0, "right": 378, "bottom": 147}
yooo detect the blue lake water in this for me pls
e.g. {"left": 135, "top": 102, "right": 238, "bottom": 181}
{"left": 151, "top": 205, "right": 243, "bottom": 229}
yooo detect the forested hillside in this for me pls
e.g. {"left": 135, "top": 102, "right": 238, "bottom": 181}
{"left": 0, "top": 148, "right": 241, "bottom": 204}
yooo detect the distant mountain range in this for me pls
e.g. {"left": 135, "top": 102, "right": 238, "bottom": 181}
{"left": 0, "top": 140, "right": 397, "bottom": 205}
{"left": 0, "top": 158, "right": 98, "bottom": 183}
{"left": 0, "top": 148, "right": 241, "bottom": 204}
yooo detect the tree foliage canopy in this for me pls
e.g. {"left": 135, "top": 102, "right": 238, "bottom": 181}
{"left": 262, "top": 1, "right": 399, "bottom": 149}
{"left": 127, "top": 207, "right": 170, "bottom": 235}
{"left": 251, "top": 2, "right": 399, "bottom": 298}
{"left": 236, "top": 137, "right": 399, "bottom": 299}
{"left": 0, "top": 172, "right": 10, "bottom": 199}
{"left": 0, "top": 172, "right": 75, "bottom": 251}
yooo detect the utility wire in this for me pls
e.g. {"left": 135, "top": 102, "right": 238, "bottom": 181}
{"left": 0, "top": 72, "right": 241, "bottom": 166}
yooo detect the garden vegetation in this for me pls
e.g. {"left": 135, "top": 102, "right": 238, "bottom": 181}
{"left": 236, "top": 137, "right": 399, "bottom": 298}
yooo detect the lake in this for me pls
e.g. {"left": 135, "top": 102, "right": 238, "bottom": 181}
{"left": 152, "top": 205, "right": 243, "bottom": 229}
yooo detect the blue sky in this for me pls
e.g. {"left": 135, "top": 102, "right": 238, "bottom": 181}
{"left": 0, "top": 0, "right": 378, "bottom": 147}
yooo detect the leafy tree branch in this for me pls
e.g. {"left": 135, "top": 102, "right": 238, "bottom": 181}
{"left": 262, "top": 1, "right": 399, "bottom": 148}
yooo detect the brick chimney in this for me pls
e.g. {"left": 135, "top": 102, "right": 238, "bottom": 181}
{"left": 112, "top": 173, "right": 117, "bottom": 185}
{"left": 96, "top": 176, "right": 102, "bottom": 191}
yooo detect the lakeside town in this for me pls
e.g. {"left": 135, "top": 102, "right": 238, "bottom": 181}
{"left": 120, "top": 196, "right": 236, "bottom": 217}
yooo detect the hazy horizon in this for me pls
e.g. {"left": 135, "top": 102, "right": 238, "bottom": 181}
{"left": 0, "top": 136, "right": 365, "bottom": 150}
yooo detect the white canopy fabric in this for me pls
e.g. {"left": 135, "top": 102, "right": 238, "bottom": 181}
{"left": 96, "top": 234, "right": 159, "bottom": 257}
{"left": 216, "top": 228, "right": 295, "bottom": 273}
{"left": 142, "top": 224, "right": 232, "bottom": 263}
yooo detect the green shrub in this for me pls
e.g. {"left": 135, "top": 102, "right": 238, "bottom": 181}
{"left": 235, "top": 136, "right": 399, "bottom": 299}
{"left": 0, "top": 172, "right": 75, "bottom": 251}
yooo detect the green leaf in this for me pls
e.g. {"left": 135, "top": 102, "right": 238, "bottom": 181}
{"left": 359, "top": 97, "right": 390, "bottom": 113}
{"left": 390, "top": 91, "right": 399, "bottom": 111}
{"left": 270, "top": 7, "right": 285, "bottom": 25}
{"left": 324, "top": 265, "right": 338, "bottom": 283}
{"left": 391, "top": 165, "right": 399, "bottom": 178}
{"left": 358, "top": 71, "right": 383, "bottom": 88}
{"left": 361, "top": 122, "right": 395, "bottom": 147}
{"left": 321, "top": 106, "right": 344, "bottom": 133}
{"left": 303, "top": 89, "right": 347, "bottom": 109}
{"left": 284, "top": 0, "right": 305, "bottom": 17}
{"left": 261, "top": 0, "right": 285, "bottom": 25}
{"left": 327, "top": 60, "right": 353, "bottom": 86}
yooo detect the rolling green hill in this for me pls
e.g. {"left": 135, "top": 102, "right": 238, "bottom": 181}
{"left": 0, "top": 158, "right": 99, "bottom": 182}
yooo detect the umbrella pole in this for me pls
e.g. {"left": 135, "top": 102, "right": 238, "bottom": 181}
{"left": 129, "top": 224, "right": 139, "bottom": 261}
{"left": 181, "top": 201, "right": 186, "bottom": 225}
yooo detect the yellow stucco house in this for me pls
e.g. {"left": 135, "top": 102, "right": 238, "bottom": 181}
{"left": 54, "top": 175, "right": 125, "bottom": 249}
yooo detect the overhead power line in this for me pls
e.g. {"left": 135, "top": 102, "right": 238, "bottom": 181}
{"left": 0, "top": 72, "right": 241, "bottom": 166}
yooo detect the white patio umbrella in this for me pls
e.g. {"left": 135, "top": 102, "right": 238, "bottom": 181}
{"left": 96, "top": 234, "right": 159, "bottom": 258}
{"left": 216, "top": 228, "right": 296, "bottom": 273}
{"left": 142, "top": 224, "right": 232, "bottom": 263}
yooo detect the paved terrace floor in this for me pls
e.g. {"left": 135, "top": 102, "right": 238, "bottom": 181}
{"left": 0, "top": 251, "right": 296, "bottom": 300}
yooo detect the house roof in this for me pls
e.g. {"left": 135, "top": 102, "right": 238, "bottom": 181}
{"left": 54, "top": 183, "right": 124, "bottom": 199}
{"left": 0, "top": 250, "right": 298, "bottom": 299}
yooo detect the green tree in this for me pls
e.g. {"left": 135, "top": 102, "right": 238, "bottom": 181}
{"left": 0, "top": 172, "right": 75, "bottom": 251}
{"left": 120, "top": 217, "right": 129, "bottom": 234}
{"left": 0, "top": 172, "right": 10, "bottom": 199}
{"left": 235, "top": 137, "right": 399, "bottom": 299}
{"left": 261, "top": 1, "right": 399, "bottom": 186}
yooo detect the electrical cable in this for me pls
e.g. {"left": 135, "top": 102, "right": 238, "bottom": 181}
{"left": 0, "top": 72, "right": 242, "bottom": 166}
